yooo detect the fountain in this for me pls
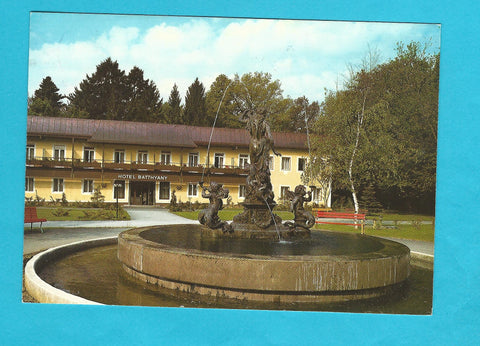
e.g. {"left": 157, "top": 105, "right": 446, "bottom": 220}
{"left": 115, "top": 105, "right": 411, "bottom": 303}
{"left": 25, "top": 99, "right": 416, "bottom": 309}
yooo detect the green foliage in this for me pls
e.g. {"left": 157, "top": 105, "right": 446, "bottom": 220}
{"left": 61, "top": 193, "right": 68, "bottom": 206}
{"left": 32, "top": 65, "right": 313, "bottom": 137}
{"left": 163, "top": 83, "right": 183, "bottom": 124}
{"left": 205, "top": 74, "right": 242, "bottom": 128}
{"left": 204, "top": 72, "right": 292, "bottom": 129}
{"left": 272, "top": 96, "right": 320, "bottom": 133}
{"left": 310, "top": 41, "right": 439, "bottom": 213}
{"left": 80, "top": 205, "right": 129, "bottom": 220}
{"left": 184, "top": 78, "right": 208, "bottom": 126}
{"left": 358, "top": 184, "right": 383, "bottom": 213}
{"left": 125, "top": 66, "right": 163, "bottom": 122}
{"left": 68, "top": 58, "right": 163, "bottom": 121}
{"left": 28, "top": 76, "right": 65, "bottom": 117}
{"left": 90, "top": 187, "right": 106, "bottom": 208}
{"left": 51, "top": 208, "right": 70, "bottom": 217}
{"left": 69, "top": 58, "right": 130, "bottom": 120}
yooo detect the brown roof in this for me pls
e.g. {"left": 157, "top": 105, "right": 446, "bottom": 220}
{"left": 27, "top": 116, "right": 309, "bottom": 150}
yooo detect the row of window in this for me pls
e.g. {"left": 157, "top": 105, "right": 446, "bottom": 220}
{"left": 25, "top": 177, "right": 319, "bottom": 201}
{"left": 26, "top": 144, "right": 307, "bottom": 171}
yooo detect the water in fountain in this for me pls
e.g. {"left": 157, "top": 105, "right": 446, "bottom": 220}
{"left": 262, "top": 195, "right": 282, "bottom": 241}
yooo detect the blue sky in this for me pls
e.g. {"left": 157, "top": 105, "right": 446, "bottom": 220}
{"left": 28, "top": 12, "right": 441, "bottom": 103}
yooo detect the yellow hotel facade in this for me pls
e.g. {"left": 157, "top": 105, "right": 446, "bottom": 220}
{"left": 25, "top": 116, "right": 331, "bottom": 207}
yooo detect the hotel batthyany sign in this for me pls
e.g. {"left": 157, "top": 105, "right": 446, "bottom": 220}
{"left": 117, "top": 174, "right": 168, "bottom": 181}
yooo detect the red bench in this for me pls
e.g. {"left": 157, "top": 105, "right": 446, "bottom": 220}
{"left": 315, "top": 211, "right": 366, "bottom": 234}
{"left": 24, "top": 207, "right": 47, "bottom": 233}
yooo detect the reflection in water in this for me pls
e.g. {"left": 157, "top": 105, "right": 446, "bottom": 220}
{"left": 38, "top": 245, "right": 433, "bottom": 314}
{"left": 140, "top": 226, "right": 385, "bottom": 256}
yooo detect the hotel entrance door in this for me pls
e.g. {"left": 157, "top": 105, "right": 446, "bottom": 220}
{"left": 130, "top": 181, "right": 155, "bottom": 205}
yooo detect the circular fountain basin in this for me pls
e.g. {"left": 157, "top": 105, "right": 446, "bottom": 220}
{"left": 118, "top": 225, "right": 410, "bottom": 303}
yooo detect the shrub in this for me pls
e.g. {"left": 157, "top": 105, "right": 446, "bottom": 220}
{"left": 90, "top": 187, "right": 106, "bottom": 208}
{"left": 52, "top": 208, "right": 70, "bottom": 217}
{"left": 61, "top": 193, "right": 68, "bottom": 206}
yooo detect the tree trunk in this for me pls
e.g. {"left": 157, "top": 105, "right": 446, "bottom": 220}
{"left": 349, "top": 93, "right": 367, "bottom": 216}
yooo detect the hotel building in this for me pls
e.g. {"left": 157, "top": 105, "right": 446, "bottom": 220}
{"left": 25, "top": 116, "right": 331, "bottom": 207}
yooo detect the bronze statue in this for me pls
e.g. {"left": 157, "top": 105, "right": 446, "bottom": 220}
{"left": 240, "top": 107, "right": 281, "bottom": 172}
{"left": 231, "top": 106, "right": 284, "bottom": 229}
{"left": 284, "top": 185, "right": 315, "bottom": 230}
{"left": 240, "top": 107, "right": 280, "bottom": 205}
{"left": 198, "top": 181, "right": 233, "bottom": 233}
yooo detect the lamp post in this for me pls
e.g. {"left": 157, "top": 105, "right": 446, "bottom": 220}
{"left": 113, "top": 183, "right": 121, "bottom": 219}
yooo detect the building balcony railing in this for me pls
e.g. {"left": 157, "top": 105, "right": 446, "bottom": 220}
{"left": 26, "top": 156, "right": 249, "bottom": 175}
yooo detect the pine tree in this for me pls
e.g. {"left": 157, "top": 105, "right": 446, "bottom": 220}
{"left": 164, "top": 84, "right": 183, "bottom": 124}
{"left": 125, "top": 66, "right": 163, "bottom": 122}
{"left": 68, "top": 58, "right": 130, "bottom": 120}
{"left": 184, "top": 78, "right": 207, "bottom": 126}
{"left": 28, "top": 76, "right": 64, "bottom": 116}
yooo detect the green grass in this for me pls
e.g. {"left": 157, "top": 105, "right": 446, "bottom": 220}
{"left": 34, "top": 207, "right": 130, "bottom": 221}
{"left": 372, "top": 213, "right": 435, "bottom": 222}
{"left": 314, "top": 223, "right": 434, "bottom": 242}
{"left": 173, "top": 208, "right": 293, "bottom": 221}
{"left": 173, "top": 208, "right": 434, "bottom": 242}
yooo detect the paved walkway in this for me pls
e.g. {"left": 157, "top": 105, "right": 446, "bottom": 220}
{"left": 23, "top": 207, "right": 197, "bottom": 254}
{"left": 23, "top": 207, "right": 434, "bottom": 256}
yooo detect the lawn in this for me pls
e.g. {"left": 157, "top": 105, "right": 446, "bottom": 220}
{"left": 33, "top": 207, "right": 130, "bottom": 221}
{"left": 371, "top": 213, "right": 435, "bottom": 222}
{"left": 313, "top": 223, "right": 435, "bottom": 242}
{"left": 173, "top": 208, "right": 434, "bottom": 242}
{"left": 173, "top": 209, "right": 294, "bottom": 221}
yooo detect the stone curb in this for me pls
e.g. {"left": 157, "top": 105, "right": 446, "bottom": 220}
{"left": 25, "top": 236, "right": 435, "bottom": 306}
{"left": 24, "top": 237, "right": 118, "bottom": 305}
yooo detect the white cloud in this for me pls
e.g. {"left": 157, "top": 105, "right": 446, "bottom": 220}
{"left": 28, "top": 17, "right": 439, "bottom": 104}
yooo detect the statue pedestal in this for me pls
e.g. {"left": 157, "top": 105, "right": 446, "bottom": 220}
{"left": 230, "top": 200, "right": 310, "bottom": 239}
{"left": 232, "top": 201, "right": 281, "bottom": 228}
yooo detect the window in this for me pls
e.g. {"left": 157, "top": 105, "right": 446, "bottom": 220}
{"left": 239, "top": 154, "right": 249, "bottom": 169}
{"left": 26, "top": 145, "right": 35, "bottom": 160}
{"left": 159, "top": 182, "right": 170, "bottom": 200}
{"left": 298, "top": 158, "right": 306, "bottom": 171}
{"left": 280, "top": 186, "right": 290, "bottom": 200}
{"left": 25, "top": 177, "right": 34, "bottom": 192}
{"left": 54, "top": 145, "right": 65, "bottom": 161}
{"left": 188, "top": 153, "right": 199, "bottom": 167}
{"left": 281, "top": 157, "right": 291, "bottom": 171}
{"left": 84, "top": 147, "right": 95, "bottom": 162}
{"left": 188, "top": 183, "right": 198, "bottom": 197}
{"left": 214, "top": 153, "right": 224, "bottom": 168}
{"left": 138, "top": 151, "right": 148, "bottom": 164}
{"left": 239, "top": 185, "right": 246, "bottom": 198}
{"left": 114, "top": 150, "right": 125, "bottom": 163}
{"left": 113, "top": 180, "right": 125, "bottom": 199}
{"left": 160, "top": 151, "right": 171, "bottom": 165}
{"left": 268, "top": 156, "right": 274, "bottom": 170}
{"left": 82, "top": 179, "right": 94, "bottom": 193}
{"left": 53, "top": 178, "right": 64, "bottom": 193}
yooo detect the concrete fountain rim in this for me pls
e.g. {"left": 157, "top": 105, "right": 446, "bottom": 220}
{"left": 24, "top": 232, "right": 431, "bottom": 305}
{"left": 121, "top": 224, "right": 411, "bottom": 262}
